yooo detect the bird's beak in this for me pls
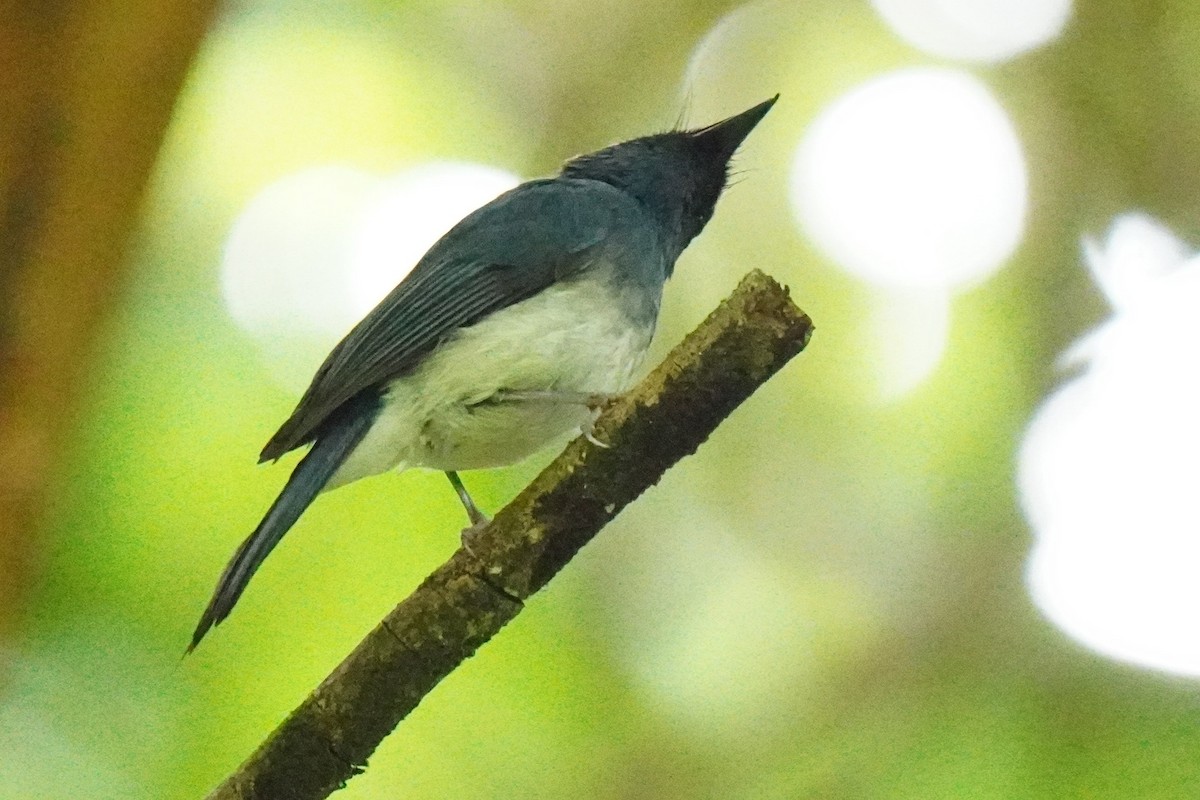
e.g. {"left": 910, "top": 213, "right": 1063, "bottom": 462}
{"left": 690, "top": 95, "right": 779, "bottom": 159}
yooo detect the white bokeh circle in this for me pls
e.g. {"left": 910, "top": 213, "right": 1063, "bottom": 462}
{"left": 871, "top": 0, "right": 1073, "bottom": 63}
{"left": 220, "top": 161, "right": 519, "bottom": 389}
{"left": 221, "top": 166, "right": 379, "bottom": 341}
{"left": 791, "top": 67, "right": 1028, "bottom": 292}
{"left": 345, "top": 164, "right": 519, "bottom": 316}
{"left": 1019, "top": 215, "right": 1200, "bottom": 677}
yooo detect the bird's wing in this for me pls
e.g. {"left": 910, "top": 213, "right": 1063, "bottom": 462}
{"left": 259, "top": 178, "right": 640, "bottom": 462}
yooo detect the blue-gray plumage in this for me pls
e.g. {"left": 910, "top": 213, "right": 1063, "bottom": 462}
{"left": 189, "top": 95, "right": 778, "bottom": 651}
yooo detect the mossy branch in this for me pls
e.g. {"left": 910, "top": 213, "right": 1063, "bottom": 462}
{"left": 205, "top": 269, "right": 814, "bottom": 800}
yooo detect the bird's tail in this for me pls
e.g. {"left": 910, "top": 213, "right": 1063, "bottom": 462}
{"left": 187, "top": 395, "right": 379, "bottom": 653}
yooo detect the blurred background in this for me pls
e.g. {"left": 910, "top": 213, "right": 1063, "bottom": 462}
{"left": 3, "top": 0, "right": 1200, "bottom": 797}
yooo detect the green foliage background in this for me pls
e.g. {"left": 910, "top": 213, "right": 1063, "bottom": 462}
{"left": 8, "top": 1, "right": 1200, "bottom": 797}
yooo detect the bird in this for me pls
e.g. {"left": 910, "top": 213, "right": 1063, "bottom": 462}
{"left": 189, "top": 95, "right": 778, "bottom": 652}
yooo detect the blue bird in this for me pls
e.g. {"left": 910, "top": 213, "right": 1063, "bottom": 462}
{"left": 190, "top": 96, "right": 778, "bottom": 651}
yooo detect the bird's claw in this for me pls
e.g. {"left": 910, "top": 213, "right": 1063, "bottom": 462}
{"left": 460, "top": 515, "right": 491, "bottom": 558}
{"left": 579, "top": 411, "right": 611, "bottom": 448}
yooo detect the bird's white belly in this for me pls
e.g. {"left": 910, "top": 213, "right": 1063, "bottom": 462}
{"left": 327, "top": 276, "right": 655, "bottom": 487}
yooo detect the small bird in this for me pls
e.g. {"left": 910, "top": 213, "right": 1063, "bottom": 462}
{"left": 189, "top": 95, "right": 778, "bottom": 651}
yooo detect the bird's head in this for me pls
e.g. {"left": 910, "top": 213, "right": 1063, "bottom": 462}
{"left": 560, "top": 95, "right": 778, "bottom": 261}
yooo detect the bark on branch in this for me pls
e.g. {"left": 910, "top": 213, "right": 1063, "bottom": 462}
{"left": 205, "top": 269, "right": 814, "bottom": 800}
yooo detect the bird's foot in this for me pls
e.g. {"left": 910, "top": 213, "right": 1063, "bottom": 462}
{"left": 580, "top": 415, "right": 610, "bottom": 449}
{"left": 489, "top": 389, "right": 618, "bottom": 447}
{"left": 446, "top": 470, "right": 491, "bottom": 558}
{"left": 490, "top": 390, "right": 617, "bottom": 411}
{"left": 459, "top": 513, "right": 492, "bottom": 557}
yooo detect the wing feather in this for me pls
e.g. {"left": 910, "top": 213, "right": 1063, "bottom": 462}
{"left": 259, "top": 178, "right": 638, "bottom": 461}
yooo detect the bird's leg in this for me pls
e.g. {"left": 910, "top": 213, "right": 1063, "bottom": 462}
{"left": 489, "top": 390, "right": 616, "bottom": 448}
{"left": 445, "top": 470, "right": 490, "bottom": 551}
{"left": 489, "top": 390, "right": 616, "bottom": 410}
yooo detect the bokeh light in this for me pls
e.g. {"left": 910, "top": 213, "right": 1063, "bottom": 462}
{"left": 790, "top": 67, "right": 1027, "bottom": 399}
{"left": 681, "top": 0, "right": 763, "bottom": 98}
{"left": 221, "top": 166, "right": 378, "bottom": 342}
{"left": 1080, "top": 212, "right": 1191, "bottom": 314}
{"left": 1020, "top": 214, "right": 1200, "bottom": 676}
{"left": 220, "top": 161, "right": 519, "bottom": 389}
{"left": 871, "top": 0, "right": 1073, "bottom": 62}
{"left": 867, "top": 288, "right": 951, "bottom": 399}
{"left": 345, "top": 163, "right": 520, "bottom": 315}
{"left": 622, "top": 528, "right": 821, "bottom": 736}
{"left": 791, "top": 67, "right": 1028, "bottom": 292}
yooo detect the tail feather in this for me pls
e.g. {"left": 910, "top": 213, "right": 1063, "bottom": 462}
{"left": 188, "top": 393, "right": 379, "bottom": 653}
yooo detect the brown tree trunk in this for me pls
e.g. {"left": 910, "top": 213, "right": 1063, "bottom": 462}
{"left": 0, "top": 0, "right": 221, "bottom": 636}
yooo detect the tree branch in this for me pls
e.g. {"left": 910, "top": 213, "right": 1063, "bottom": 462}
{"left": 205, "top": 269, "right": 815, "bottom": 800}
